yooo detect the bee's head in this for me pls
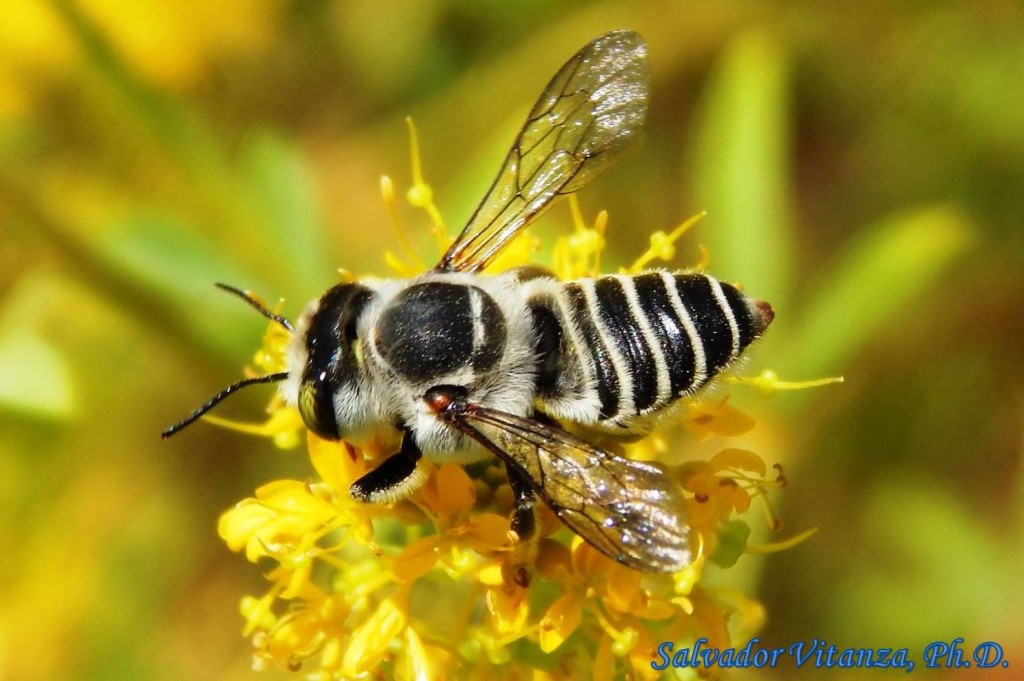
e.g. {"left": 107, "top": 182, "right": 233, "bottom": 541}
{"left": 287, "top": 282, "right": 376, "bottom": 441}
{"left": 161, "top": 283, "right": 293, "bottom": 439}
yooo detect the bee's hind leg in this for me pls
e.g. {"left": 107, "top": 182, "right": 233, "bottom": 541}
{"left": 350, "top": 430, "right": 425, "bottom": 504}
{"left": 504, "top": 462, "right": 539, "bottom": 587}
{"left": 506, "top": 463, "right": 538, "bottom": 541}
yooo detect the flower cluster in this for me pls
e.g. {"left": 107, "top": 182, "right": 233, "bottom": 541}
{"left": 213, "top": 125, "right": 827, "bottom": 679}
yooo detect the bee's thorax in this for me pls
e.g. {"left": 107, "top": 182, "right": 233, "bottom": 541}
{"left": 371, "top": 282, "right": 507, "bottom": 384}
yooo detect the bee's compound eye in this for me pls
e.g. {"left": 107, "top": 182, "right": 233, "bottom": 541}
{"left": 298, "top": 376, "right": 339, "bottom": 440}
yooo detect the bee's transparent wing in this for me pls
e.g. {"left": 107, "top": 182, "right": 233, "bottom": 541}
{"left": 441, "top": 400, "right": 690, "bottom": 573}
{"left": 436, "top": 30, "right": 650, "bottom": 273}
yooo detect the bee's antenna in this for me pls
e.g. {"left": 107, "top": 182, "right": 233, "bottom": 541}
{"left": 161, "top": 372, "right": 289, "bottom": 439}
{"left": 216, "top": 283, "right": 294, "bottom": 332}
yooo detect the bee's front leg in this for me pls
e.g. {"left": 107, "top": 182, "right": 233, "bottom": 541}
{"left": 350, "top": 430, "right": 425, "bottom": 504}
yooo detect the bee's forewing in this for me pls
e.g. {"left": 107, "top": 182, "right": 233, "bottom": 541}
{"left": 437, "top": 30, "right": 650, "bottom": 273}
{"left": 447, "top": 403, "right": 690, "bottom": 573}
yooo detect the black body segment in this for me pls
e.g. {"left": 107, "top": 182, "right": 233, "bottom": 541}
{"left": 530, "top": 303, "right": 563, "bottom": 396}
{"left": 720, "top": 282, "right": 757, "bottom": 348}
{"left": 632, "top": 272, "right": 697, "bottom": 401}
{"left": 300, "top": 283, "right": 375, "bottom": 439}
{"left": 593, "top": 277, "right": 659, "bottom": 412}
{"left": 672, "top": 274, "right": 734, "bottom": 373}
{"left": 563, "top": 282, "right": 621, "bottom": 419}
{"left": 375, "top": 282, "right": 506, "bottom": 382}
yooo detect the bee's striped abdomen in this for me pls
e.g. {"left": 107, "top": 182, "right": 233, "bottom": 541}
{"left": 592, "top": 277, "right": 661, "bottom": 412}
{"left": 528, "top": 271, "right": 773, "bottom": 431}
{"left": 563, "top": 281, "right": 623, "bottom": 419}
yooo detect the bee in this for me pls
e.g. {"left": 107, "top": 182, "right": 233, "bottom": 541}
{"left": 164, "top": 31, "right": 774, "bottom": 574}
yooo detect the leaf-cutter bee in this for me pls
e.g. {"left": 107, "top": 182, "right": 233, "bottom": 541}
{"left": 164, "top": 31, "right": 774, "bottom": 574}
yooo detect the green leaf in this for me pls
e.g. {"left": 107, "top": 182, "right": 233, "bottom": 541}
{"left": 838, "top": 483, "right": 1019, "bottom": 641}
{"left": 95, "top": 214, "right": 271, "bottom": 358}
{"left": 778, "top": 205, "right": 974, "bottom": 378}
{"left": 0, "top": 273, "right": 79, "bottom": 419}
{"left": 689, "top": 29, "right": 795, "bottom": 310}
{"left": 239, "top": 133, "right": 331, "bottom": 297}
{"left": 0, "top": 328, "right": 76, "bottom": 419}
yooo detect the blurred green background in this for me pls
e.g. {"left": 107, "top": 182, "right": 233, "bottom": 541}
{"left": 1, "top": 1, "right": 1021, "bottom": 679}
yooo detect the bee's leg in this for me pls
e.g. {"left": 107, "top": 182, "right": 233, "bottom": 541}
{"left": 506, "top": 463, "right": 537, "bottom": 541}
{"left": 350, "top": 431, "right": 425, "bottom": 504}
{"left": 504, "top": 462, "right": 539, "bottom": 587}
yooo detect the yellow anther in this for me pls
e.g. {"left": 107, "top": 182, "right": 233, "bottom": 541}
{"left": 649, "top": 231, "right": 676, "bottom": 260}
{"left": 405, "top": 182, "right": 433, "bottom": 207}
{"left": 403, "top": 117, "right": 448, "bottom": 248}
{"left": 627, "top": 211, "right": 706, "bottom": 273}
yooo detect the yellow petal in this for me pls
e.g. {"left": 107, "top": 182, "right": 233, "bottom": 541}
{"left": 433, "top": 463, "right": 476, "bottom": 518}
{"left": 485, "top": 583, "right": 529, "bottom": 635}
{"left": 539, "top": 592, "right": 583, "bottom": 652}
{"left": 684, "top": 495, "right": 719, "bottom": 530}
{"left": 709, "top": 448, "right": 767, "bottom": 476}
{"left": 255, "top": 479, "right": 333, "bottom": 516}
{"left": 689, "top": 586, "right": 730, "bottom": 650}
{"left": 683, "top": 399, "right": 755, "bottom": 440}
{"left": 239, "top": 594, "right": 277, "bottom": 635}
{"left": 463, "top": 513, "right": 510, "bottom": 552}
{"left": 281, "top": 558, "right": 314, "bottom": 599}
{"left": 398, "top": 627, "right": 449, "bottom": 681}
{"left": 218, "top": 501, "right": 275, "bottom": 556}
{"left": 393, "top": 535, "right": 443, "bottom": 583}
{"left": 635, "top": 598, "right": 677, "bottom": 620}
{"left": 264, "top": 611, "right": 321, "bottom": 663}
{"left": 603, "top": 563, "right": 642, "bottom": 613}
{"left": 308, "top": 434, "right": 366, "bottom": 492}
{"left": 722, "top": 480, "right": 752, "bottom": 513}
{"left": 342, "top": 596, "right": 408, "bottom": 676}
{"left": 627, "top": 626, "right": 661, "bottom": 681}
{"left": 570, "top": 536, "right": 610, "bottom": 579}
{"left": 477, "top": 563, "right": 505, "bottom": 586}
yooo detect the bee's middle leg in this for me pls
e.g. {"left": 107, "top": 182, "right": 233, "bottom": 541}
{"left": 350, "top": 430, "right": 424, "bottom": 504}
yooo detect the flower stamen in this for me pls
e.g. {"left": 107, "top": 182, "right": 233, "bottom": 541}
{"left": 626, "top": 211, "right": 706, "bottom": 273}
